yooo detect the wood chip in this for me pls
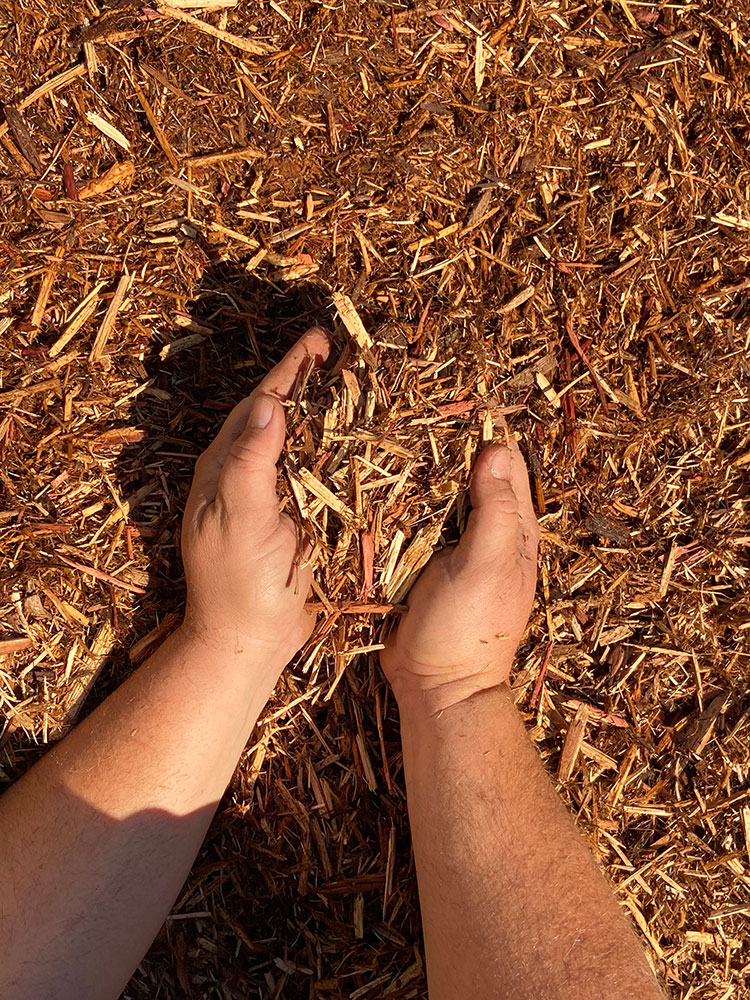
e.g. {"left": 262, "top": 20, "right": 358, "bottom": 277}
{"left": 89, "top": 274, "right": 133, "bottom": 362}
{"left": 59, "top": 623, "right": 115, "bottom": 731}
{"left": 293, "top": 468, "right": 359, "bottom": 524}
{"left": 332, "top": 292, "right": 374, "bottom": 353}
{"left": 156, "top": 4, "right": 276, "bottom": 55}
{"left": 0, "top": 636, "right": 33, "bottom": 656}
{"left": 499, "top": 285, "right": 535, "bottom": 313}
{"left": 185, "top": 145, "right": 265, "bottom": 168}
{"left": 49, "top": 281, "right": 105, "bottom": 356}
{"left": 385, "top": 519, "right": 446, "bottom": 604}
{"left": 78, "top": 160, "right": 135, "bottom": 199}
{"left": 85, "top": 111, "right": 132, "bottom": 151}
{"left": 29, "top": 246, "right": 64, "bottom": 335}
{"left": 557, "top": 704, "right": 590, "bottom": 781}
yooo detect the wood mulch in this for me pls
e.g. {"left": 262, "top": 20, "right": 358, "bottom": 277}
{"left": 1, "top": 1, "right": 749, "bottom": 997}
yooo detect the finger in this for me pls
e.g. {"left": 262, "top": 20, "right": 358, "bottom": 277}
{"left": 257, "top": 326, "right": 331, "bottom": 401}
{"left": 187, "top": 328, "right": 330, "bottom": 512}
{"left": 504, "top": 433, "right": 538, "bottom": 533}
{"left": 205, "top": 327, "right": 330, "bottom": 469}
{"left": 459, "top": 445, "right": 523, "bottom": 567}
{"left": 216, "top": 393, "right": 286, "bottom": 522}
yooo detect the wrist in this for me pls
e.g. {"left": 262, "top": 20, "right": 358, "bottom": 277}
{"left": 175, "top": 619, "right": 290, "bottom": 677}
{"left": 391, "top": 670, "right": 513, "bottom": 719}
{"left": 396, "top": 680, "right": 517, "bottom": 749}
{"left": 384, "top": 648, "right": 515, "bottom": 717}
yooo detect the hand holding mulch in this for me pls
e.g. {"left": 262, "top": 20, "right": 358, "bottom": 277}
{"left": 381, "top": 435, "right": 539, "bottom": 713}
{"left": 181, "top": 327, "right": 330, "bottom": 668}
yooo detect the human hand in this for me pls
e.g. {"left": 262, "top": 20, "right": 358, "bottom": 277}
{"left": 180, "top": 328, "right": 330, "bottom": 670}
{"left": 381, "top": 437, "right": 539, "bottom": 711}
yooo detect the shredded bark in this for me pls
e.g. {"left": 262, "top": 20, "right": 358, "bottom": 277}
{"left": 1, "top": 1, "right": 749, "bottom": 996}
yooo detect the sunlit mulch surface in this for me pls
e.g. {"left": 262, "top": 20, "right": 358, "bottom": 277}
{"left": 1, "top": 1, "right": 749, "bottom": 997}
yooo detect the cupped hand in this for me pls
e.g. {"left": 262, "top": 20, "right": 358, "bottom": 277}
{"left": 180, "top": 328, "right": 330, "bottom": 668}
{"left": 381, "top": 437, "right": 539, "bottom": 710}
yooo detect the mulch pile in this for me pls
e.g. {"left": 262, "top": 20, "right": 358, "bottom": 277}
{"left": 1, "top": 1, "right": 750, "bottom": 997}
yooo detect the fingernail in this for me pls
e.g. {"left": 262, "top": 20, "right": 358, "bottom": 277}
{"left": 249, "top": 395, "right": 274, "bottom": 429}
{"left": 490, "top": 447, "right": 511, "bottom": 479}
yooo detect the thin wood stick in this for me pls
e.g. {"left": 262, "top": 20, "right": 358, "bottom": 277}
{"left": 60, "top": 623, "right": 115, "bottom": 730}
{"left": 29, "top": 247, "right": 65, "bottom": 337}
{"left": 185, "top": 145, "right": 264, "bottom": 168}
{"left": 89, "top": 274, "right": 132, "bottom": 363}
{"left": 557, "top": 704, "right": 590, "bottom": 781}
{"left": 58, "top": 555, "right": 147, "bottom": 594}
{"left": 156, "top": 4, "right": 276, "bottom": 55}
{"left": 131, "top": 76, "right": 179, "bottom": 169}
{"left": 0, "top": 65, "right": 86, "bottom": 139}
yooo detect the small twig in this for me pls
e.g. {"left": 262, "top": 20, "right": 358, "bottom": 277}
{"left": 566, "top": 317, "right": 610, "bottom": 415}
{"left": 58, "top": 555, "right": 147, "bottom": 594}
{"left": 156, "top": 4, "right": 276, "bottom": 56}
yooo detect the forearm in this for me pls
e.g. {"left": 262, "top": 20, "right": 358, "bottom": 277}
{"left": 397, "top": 682, "right": 664, "bottom": 1000}
{"left": 0, "top": 627, "right": 281, "bottom": 1000}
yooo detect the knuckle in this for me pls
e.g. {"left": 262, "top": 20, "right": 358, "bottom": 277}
{"left": 525, "top": 516, "right": 541, "bottom": 543}
{"left": 228, "top": 435, "right": 266, "bottom": 468}
{"left": 488, "top": 493, "right": 520, "bottom": 516}
{"left": 278, "top": 512, "right": 297, "bottom": 535}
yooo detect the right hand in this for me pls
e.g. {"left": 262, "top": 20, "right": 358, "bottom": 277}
{"left": 180, "top": 328, "right": 330, "bottom": 670}
{"left": 380, "top": 437, "right": 539, "bottom": 711}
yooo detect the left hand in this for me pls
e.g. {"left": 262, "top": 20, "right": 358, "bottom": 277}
{"left": 180, "top": 328, "right": 330, "bottom": 669}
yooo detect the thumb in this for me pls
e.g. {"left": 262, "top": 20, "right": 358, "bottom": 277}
{"left": 459, "top": 445, "right": 521, "bottom": 566}
{"left": 216, "top": 393, "right": 286, "bottom": 521}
